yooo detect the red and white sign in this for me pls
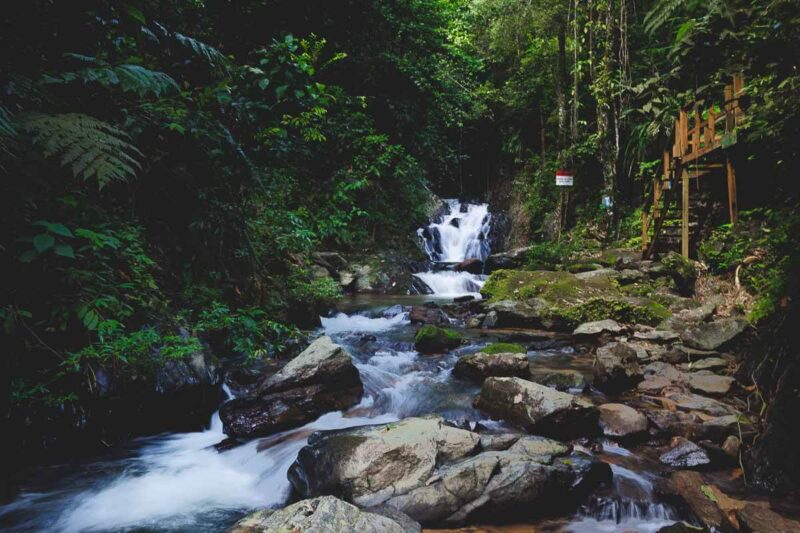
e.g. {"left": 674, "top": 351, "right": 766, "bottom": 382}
{"left": 556, "top": 170, "right": 574, "bottom": 187}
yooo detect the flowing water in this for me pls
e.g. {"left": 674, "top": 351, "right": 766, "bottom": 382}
{"left": 0, "top": 201, "right": 682, "bottom": 532}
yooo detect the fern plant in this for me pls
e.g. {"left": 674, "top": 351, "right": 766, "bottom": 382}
{"left": 17, "top": 113, "right": 143, "bottom": 188}
{"left": 46, "top": 55, "right": 179, "bottom": 98}
{"left": 151, "top": 22, "right": 230, "bottom": 74}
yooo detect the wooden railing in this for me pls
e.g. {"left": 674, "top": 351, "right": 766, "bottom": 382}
{"left": 641, "top": 74, "right": 744, "bottom": 258}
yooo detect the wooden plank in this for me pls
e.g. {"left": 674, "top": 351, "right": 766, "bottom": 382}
{"left": 679, "top": 110, "right": 688, "bottom": 158}
{"left": 727, "top": 156, "right": 738, "bottom": 224}
{"left": 682, "top": 166, "right": 690, "bottom": 258}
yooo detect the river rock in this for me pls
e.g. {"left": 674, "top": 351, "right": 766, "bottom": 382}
{"left": 409, "top": 305, "right": 450, "bottom": 326}
{"left": 593, "top": 342, "right": 644, "bottom": 393}
{"left": 688, "top": 373, "right": 735, "bottom": 396}
{"left": 598, "top": 403, "right": 648, "bottom": 438}
{"left": 647, "top": 410, "right": 703, "bottom": 439}
{"left": 414, "top": 325, "right": 463, "bottom": 354}
{"left": 665, "top": 392, "right": 738, "bottom": 417}
{"left": 453, "top": 352, "right": 530, "bottom": 382}
{"left": 474, "top": 377, "right": 598, "bottom": 439}
{"left": 573, "top": 319, "right": 625, "bottom": 337}
{"left": 535, "top": 370, "right": 588, "bottom": 392}
{"left": 220, "top": 337, "right": 362, "bottom": 438}
{"left": 481, "top": 311, "right": 498, "bottom": 328}
{"left": 683, "top": 357, "right": 727, "bottom": 371}
{"left": 484, "top": 246, "right": 532, "bottom": 272}
{"left": 288, "top": 416, "right": 611, "bottom": 525}
{"left": 736, "top": 503, "right": 800, "bottom": 533}
{"left": 680, "top": 317, "right": 749, "bottom": 350}
{"left": 633, "top": 329, "right": 680, "bottom": 343}
{"left": 228, "top": 496, "right": 419, "bottom": 533}
{"left": 659, "top": 437, "right": 711, "bottom": 468}
{"left": 454, "top": 258, "right": 484, "bottom": 274}
{"left": 484, "top": 299, "right": 548, "bottom": 328}
{"left": 657, "top": 471, "right": 727, "bottom": 530}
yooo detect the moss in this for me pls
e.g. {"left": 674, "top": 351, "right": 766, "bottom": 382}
{"left": 481, "top": 342, "right": 526, "bottom": 354}
{"left": 548, "top": 297, "right": 671, "bottom": 328}
{"left": 481, "top": 269, "right": 614, "bottom": 303}
{"left": 414, "top": 325, "right": 463, "bottom": 354}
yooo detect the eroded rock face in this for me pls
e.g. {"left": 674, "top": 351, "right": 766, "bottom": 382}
{"left": 287, "top": 417, "right": 611, "bottom": 526}
{"left": 680, "top": 317, "right": 748, "bottom": 351}
{"left": 474, "top": 377, "right": 598, "bottom": 439}
{"left": 453, "top": 352, "right": 530, "bottom": 382}
{"left": 593, "top": 342, "right": 644, "bottom": 393}
{"left": 228, "top": 496, "right": 419, "bottom": 533}
{"left": 220, "top": 337, "right": 362, "bottom": 438}
{"left": 598, "top": 403, "right": 648, "bottom": 438}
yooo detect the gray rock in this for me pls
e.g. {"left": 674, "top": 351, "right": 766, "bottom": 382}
{"left": 409, "top": 305, "right": 450, "bottom": 326}
{"left": 227, "top": 496, "right": 417, "bottom": 533}
{"left": 618, "top": 269, "right": 646, "bottom": 285}
{"left": 478, "top": 432, "right": 522, "bottom": 452}
{"left": 598, "top": 403, "right": 648, "bottom": 438}
{"left": 647, "top": 410, "right": 702, "bottom": 439}
{"left": 535, "top": 370, "right": 588, "bottom": 392}
{"left": 659, "top": 297, "right": 721, "bottom": 332}
{"left": 659, "top": 437, "right": 711, "bottom": 468}
{"left": 454, "top": 352, "right": 530, "bottom": 382}
{"left": 474, "top": 377, "right": 598, "bottom": 439}
{"left": 484, "top": 299, "right": 549, "bottom": 328}
{"left": 643, "top": 361, "right": 686, "bottom": 384}
{"left": 687, "top": 373, "right": 735, "bottom": 396}
{"left": 220, "top": 337, "right": 363, "bottom": 438}
{"left": 637, "top": 376, "right": 675, "bottom": 394}
{"left": 481, "top": 311, "right": 498, "bottom": 328}
{"left": 593, "top": 342, "right": 644, "bottom": 393}
{"left": 680, "top": 317, "right": 748, "bottom": 350}
{"left": 573, "top": 319, "right": 625, "bottom": 336}
{"left": 288, "top": 416, "right": 610, "bottom": 526}
{"left": 633, "top": 329, "right": 680, "bottom": 343}
{"left": 682, "top": 357, "right": 727, "bottom": 371}
{"left": 575, "top": 268, "right": 620, "bottom": 280}
{"left": 665, "top": 392, "right": 738, "bottom": 417}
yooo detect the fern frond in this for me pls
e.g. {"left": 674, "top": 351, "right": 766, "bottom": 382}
{"left": 17, "top": 113, "right": 143, "bottom": 188}
{"left": 152, "top": 22, "right": 230, "bottom": 74}
{"left": 644, "top": 0, "right": 689, "bottom": 35}
{"left": 47, "top": 57, "right": 179, "bottom": 98}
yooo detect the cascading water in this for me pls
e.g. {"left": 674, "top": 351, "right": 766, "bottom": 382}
{"left": 414, "top": 199, "right": 491, "bottom": 297}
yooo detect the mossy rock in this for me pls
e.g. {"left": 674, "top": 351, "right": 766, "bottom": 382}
{"left": 481, "top": 269, "right": 672, "bottom": 330}
{"left": 414, "top": 325, "right": 463, "bottom": 354}
{"left": 660, "top": 252, "right": 697, "bottom": 296}
{"left": 481, "top": 342, "right": 526, "bottom": 355}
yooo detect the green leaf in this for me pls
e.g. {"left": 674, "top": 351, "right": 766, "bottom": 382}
{"left": 33, "top": 233, "right": 55, "bottom": 253}
{"left": 19, "top": 250, "right": 38, "bottom": 263}
{"left": 54, "top": 243, "right": 76, "bottom": 259}
{"left": 258, "top": 78, "right": 270, "bottom": 90}
{"left": 700, "top": 485, "right": 718, "bottom": 503}
{"left": 48, "top": 223, "right": 73, "bottom": 238}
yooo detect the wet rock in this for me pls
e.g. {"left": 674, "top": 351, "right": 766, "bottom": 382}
{"left": 688, "top": 373, "right": 735, "bottom": 396}
{"left": 382, "top": 304, "right": 406, "bottom": 318}
{"left": 410, "top": 276, "right": 434, "bottom": 295}
{"left": 484, "top": 246, "right": 533, "bottom": 272}
{"left": 453, "top": 295, "right": 475, "bottom": 303}
{"left": 228, "top": 495, "right": 418, "bottom": 533}
{"left": 414, "top": 325, "right": 463, "bottom": 354}
{"left": 454, "top": 258, "right": 484, "bottom": 274}
{"left": 633, "top": 329, "right": 680, "bottom": 343}
{"left": 220, "top": 337, "right": 362, "bottom": 438}
{"left": 288, "top": 416, "right": 612, "bottom": 525}
{"left": 474, "top": 377, "right": 598, "bottom": 439}
{"left": 481, "top": 311, "right": 498, "bottom": 328}
{"left": 453, "top": 352, "right": 530, "bottom": 382}
{"left": 657, "top": 471, "right": 727, "bottom": 530}
{"left": 680, "top": 317, "right": 749, "bottom": 351}
{"left": 573, "top": 319, "right": 625, "bottom": 337}
{"left": 409, "top": 305, "right": 450, "bottom": 326}
{"left": 593, "top": 342, "right": 644, "bottom": 393}
{"left": 737, "top": 503, "right": 800, "bottom": 533}
{"left": 465, "top": 315, "right": 483, "bottom": 328}
{"left": 665, "top": 392, "right": 738, "bottom": 417}
{"left": 722, "top": 435, "right": 741, "bottom": 458}
{"left": 535, "top": 370, "right": 588, "bottom": 392}
{"left": 659, "top": 437, "right": 711, "bottom": 468}
{"left": 289, "top": 416, "right": 480, "bottom": 507}
{"left": 598, "top": 403, "right": 648, "bottom": 438}
{"left": 647, "top": 410, "right": 702, "bottom": 439}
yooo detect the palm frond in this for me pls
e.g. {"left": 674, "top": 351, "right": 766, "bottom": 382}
{"left": 152, "top": 22, "right": 230, "bottom": 74}
{"left": 47, "top": 56, "right": 179, "bottom": 98}
{"left": 644, "top": 0, "right": 689, "bottom": 35}
{"left": 17, "top": 113, "right": 143, "bottom": 188}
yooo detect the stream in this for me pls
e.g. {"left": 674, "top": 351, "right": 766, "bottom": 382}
{"left": 0, "top": 201, "right": 682, "bottom": 532}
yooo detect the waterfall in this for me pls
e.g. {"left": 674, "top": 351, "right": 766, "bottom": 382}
{"left": 414, "top": 199, "right": 491, "bottom": 297}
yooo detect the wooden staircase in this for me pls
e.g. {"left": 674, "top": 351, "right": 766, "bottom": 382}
{"left": 642, "top": 74, "right": 745, "bottom": 259}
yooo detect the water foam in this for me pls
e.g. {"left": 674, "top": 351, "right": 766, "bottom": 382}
{"left": 321, "top": 311, "right": 409, "bottom": 334}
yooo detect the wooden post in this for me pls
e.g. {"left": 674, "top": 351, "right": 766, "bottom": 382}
{"left": 707, "top": 105, "right": 716, "bottom": 148}
{"left": 726, "top": 156, "right": 738, "bottom": 224}
{"left": 682, "top": 166, "right": 690, "bottom": 257}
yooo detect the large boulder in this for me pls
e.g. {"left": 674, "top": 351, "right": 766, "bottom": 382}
{"left": 408, "top": 305, "right": 450, "bottom": 326}
{"left": 597, "top": 403, "right": 648, "bottom": 438}
{"left": 228, "top": 496, "right": 419, "bottom": 533}
{"left": 454, "top": 258, "right": 484, "bottom": 274}
{"left": 453, "top": 352, "right": 530, "bottom": 382}
{"left": 414, "top": 325, "right": 463, "bottom": 354}
{"left": 288, "top": 417, "right": 611, "bottom": 526}
{"left": 593, "top": 342, "right": 644, "bottom": 393}
{"left": 680, "top": 317, "right": 748, "bottom": 351}
{"left": 220, "top": 337, "right": 362, "bottom": 438}
{"left": 474, "top": 377, "right": 598, "bottom": 439}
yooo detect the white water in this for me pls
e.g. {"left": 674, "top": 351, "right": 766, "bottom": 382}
{"left": 320, "top": 311, "right": 409, "bottom": 334}
{"left": 415, "top": 199, "right": 491, "bottom": 297}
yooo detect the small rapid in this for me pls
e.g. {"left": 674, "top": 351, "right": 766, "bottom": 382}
{"left": 415, "top": 199, "right": 491, "bottom": 297}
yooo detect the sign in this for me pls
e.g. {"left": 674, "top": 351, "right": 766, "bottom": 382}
{"left": 555, "top": 170, "right": 574, "bottom": 187}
